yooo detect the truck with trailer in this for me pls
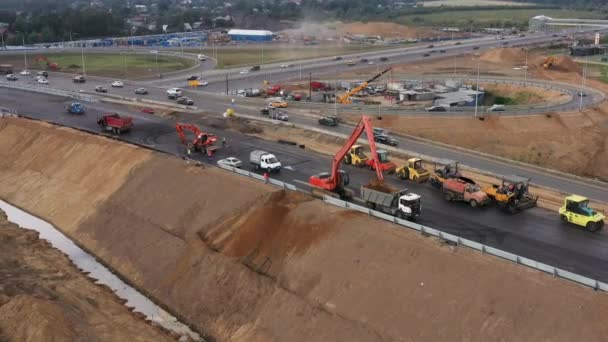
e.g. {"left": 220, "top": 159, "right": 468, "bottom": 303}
{"left": 442, "top": 178, "right": 490, "bottom": 208}
{"left": 97, "top": 114, "right": 133, "bottom": 134}
{"left": 361, "top": 185, "right": 421, "bottom": 220}
{"left": 250, "top": 150, "right": 282, "bottom": 173}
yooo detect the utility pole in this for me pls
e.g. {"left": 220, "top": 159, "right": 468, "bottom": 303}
{"left": 81, "top": 42, "right": 86, "bottom": 76}
{"left": 1, "top": 31, "right": 5, "bottom": 50}
{"left": 579, "top": 56, "right": 588, "bottom": 111}
{"left": 474, "top": 55, "right": 480, "bottom": 118}
{"left": 309, "top": 72, "right": 312, "bottom": 102}
{"left": 225, "top": 74, "right": 229, "bottom": 95}
{"left": 524, "top": 48, "right": 528, "bottom": 86}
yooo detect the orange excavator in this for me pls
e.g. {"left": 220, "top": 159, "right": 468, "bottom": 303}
{"left": 309, "top": 115, "right": 384, "bottom": 199}
{"left": 34, "top": 56, "right": 59, "bottom": 70}
{"left": 175, "top": 123, "right": 218, "bottom": 154}
{"left": 337, "top": 68, "right": 391, "bottom": 105}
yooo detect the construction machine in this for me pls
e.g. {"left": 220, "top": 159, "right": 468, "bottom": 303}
{"left": 429, "top": 159, "right": 464, "bottom": 189}
{"left": 482, "top": 175, "right": 538, "bottom": 213}
{"left": 175, "top": 123, "right": 218, "bottom": 155}
{"left": 309, "top": 115, "right": 385, "bottom": 199}
{"left": 559, "top": 195, "right": 605, "bottom": 232}
{"left": 366, "top": 150, "right": 397, "bottom": 174}
{"left": 337, "top": 68, "right": 391, "bottom": 105}
{"left": 344, "top": 145, "right": 369, "bottom": 166}
{"left": 34, "top": 55, "right": 59, "bottom": 70}
{"left": 542, "top": 56, "right": 556, "bottom": 69}
{"left": 396, "top": 158, "right": 430, "bottom": 183}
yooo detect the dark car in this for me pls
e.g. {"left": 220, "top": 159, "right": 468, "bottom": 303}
{"left": 374, "top": 134, "right": 398, "bottom": 146}
{"left": 73, "top": 75, "right": 86, "bottom": 83}
{"left": 187, "top": 75, "right": 199, "bottom": 81}
{"left": 334, "top": 56, "right": 343, "bottom": 61}
{"left": 473, "top": 46, "right": 480, "bottom": 50}
{"left": 135, "top": 88, "right": 148, "bottom": 95}
{"left": 250, "top": 65, "right": 261, "bottom": 71}
{"left": 425, "top": 106, "right": 447, "bottom": 112}
{"left": 423, "top": 53, "right": 430, "bottom": 57}
{"left": 36, "top": 71, "right": 48, "bottom": 78}
{"left": 502, "top": 41, "right": 509, "bottom": 45}
{"left": 427, "top": 44, "right": 434, "bottom": 48}
{"left": 379, "top": 57, "right": 388, "bottom": 62}
{"left": 454, "top": 41, "right": 462, "bottom": 45}
{"left": 439, "top": 49, "right": 446, "bottom": 53}
{"left": 360, "top": 58, "right": 369, "bottom": 63}
{"left": 95, "top": 86, "right": 108, "bottom": 93}
{"left": 176, "top": 97, "right": 194, "bottom": 105}
{"left": 318, "top": 116, "right": 339, "bottom": 127}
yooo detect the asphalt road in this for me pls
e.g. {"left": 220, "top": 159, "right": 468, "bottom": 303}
{"left": 2, "top": 69, "right": 607, "bottom": 204}
{"left": 2, "top": 87, "right": 608, "bottom": 284}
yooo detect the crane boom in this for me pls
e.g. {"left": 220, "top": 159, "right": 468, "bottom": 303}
{"left": 309, "top": 115, "right": 384, "bottom": 198}
{"left": 337, "top": 68, "right": 391, "bottom": 105}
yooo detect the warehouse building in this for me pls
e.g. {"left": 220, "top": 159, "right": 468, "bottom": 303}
{"left": 228, "top": 29, "right": 273, "bottom": 42}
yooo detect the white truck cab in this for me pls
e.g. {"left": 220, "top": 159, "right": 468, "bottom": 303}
{"left": 399, "top": 193, "right": 422, "bottom": 217}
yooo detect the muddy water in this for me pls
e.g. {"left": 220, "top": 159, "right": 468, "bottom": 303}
{"left": 0, "top": 200, "right": 202, "bottom": 342}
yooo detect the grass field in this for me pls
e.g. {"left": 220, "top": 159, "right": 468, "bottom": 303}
{"left": 421, "top": 0, "right": 534, "bottom": 7}
{"left": 187, "top": 45, "right": 398, "bottom": 68}
{"left": 396, "top": 8, "right": 604, "bottom": 28}
{"left": 0, "top": 53, "right": 196, "bottom": 79}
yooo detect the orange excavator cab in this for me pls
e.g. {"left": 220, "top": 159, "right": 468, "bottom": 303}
{"left": 175, "top": 123, "right": 218, "bottom": 154}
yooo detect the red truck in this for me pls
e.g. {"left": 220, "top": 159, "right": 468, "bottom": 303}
{"left": 267, "top": 85, "right": 282, "bottom": 96}
{"left": 97, "top": 114, "right": 133, "bottom": 134}
{"left": 443, "top": 178, "right": 490, "bottom": 208}
{"left": 310, "top": 81, "right": 330, "bottom": 91}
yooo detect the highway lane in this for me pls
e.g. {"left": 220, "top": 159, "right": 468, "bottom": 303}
{"left": 2, "top": 71, "right": 607, "bottom": 203}
{"left": 2, "top": 87, "right": 608, "bottom": 284}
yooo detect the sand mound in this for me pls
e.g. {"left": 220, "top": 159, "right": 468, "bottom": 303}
{"left": 480, "top": 47, "right": 526, "bottom": 64}
{"left": 338, "top": 21, "right": 437, "bottom": 38}
{"left": 553, "top": 55, "right": 581, "bottom": 73}
{"left": 2, "top": 117, "right": 608, "bottom": 341}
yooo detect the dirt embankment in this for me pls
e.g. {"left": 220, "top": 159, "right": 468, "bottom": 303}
{"left": 0, "top": 210, "right": 173, "bottom": 342}
{"left": 2, "top": 117, "right": 608, "bottom": 341}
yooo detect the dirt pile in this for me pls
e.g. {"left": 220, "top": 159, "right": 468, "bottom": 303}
{"left": 2, "top": 117, "right": 608, "bottom": 341}
{"left": 482, "top": 84, "right": 571, "bottom": 105}
{"left": 480, "top": 47, "right": 526, "bottom": 64}
{"left": 0, "top": 210, "right": 172, "bottom": 342}
{"left": 337, "top": 21, "right": 439, "bottom": 39}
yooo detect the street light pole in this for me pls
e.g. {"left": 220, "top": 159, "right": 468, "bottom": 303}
{"left": 524, "top": 48, "right": 528, "bottom": 86}
{"left": 474, "top": 55, "right": 480, "bottom": 118}
{"left": 81, "top": 43, "right": 86, "bottom": 76}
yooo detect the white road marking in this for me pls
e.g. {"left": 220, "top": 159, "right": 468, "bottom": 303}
{"left": 284, "top": 166, "right": 295, "bottom": 171}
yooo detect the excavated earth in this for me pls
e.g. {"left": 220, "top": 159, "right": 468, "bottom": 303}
{"left": 0, "top": 210, "right": 173, "bottom": 342}
{"left": 1, "top": 117, "right": 608, "bottom": 341}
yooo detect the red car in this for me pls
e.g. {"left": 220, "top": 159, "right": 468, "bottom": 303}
{"left": 140, "top": 107, "right": 155, "bottom": 114}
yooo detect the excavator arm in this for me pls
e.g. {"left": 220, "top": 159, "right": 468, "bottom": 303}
{"left": 314, "top": 115, "right": 384, "bottom": 192}
{"left": 337, "top": 68, "right": 391, "bottom": 104}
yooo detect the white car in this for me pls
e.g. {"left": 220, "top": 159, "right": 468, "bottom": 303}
{"left": 239, "top": 69, "right": 249, "bottom": 74}
{"left": 217, "top": 157, "right": 243, "bottom": 168}
{"left": 19, "top": 70, "right": 30, "bottom": 76}
{"left": 368, "top": 61, "right": 375, "bottom": 65}
{"left": 280, "top": 64, "right": 288, "bottom": 68}
{"left": 166, "top": 87, "right": 183, "bottom": 98}
{"left": 197, "top": 54, "right": 207, "bottom": 61}
{"left": 36, "top": 77, "right": 48, "bottom": 84}
{"left": 111, "top": 81, "right": 124, "bottom": 87}
{"left": 199, "top": 81, "right": 209, "bottom": 86}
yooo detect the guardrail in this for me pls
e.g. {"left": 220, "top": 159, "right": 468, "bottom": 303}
{"left": 0, "top": 81, "right": 96, "bottom": 103}
{"left": 214, "top": 159, "right": 607, "bottom": 292}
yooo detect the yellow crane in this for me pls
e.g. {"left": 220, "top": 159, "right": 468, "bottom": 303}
{"left": 337, "top": 67, "right": 391, "bottom": 105}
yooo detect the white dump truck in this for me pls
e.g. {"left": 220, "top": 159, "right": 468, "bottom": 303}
{"left": 250, "top": 150, "right": 282, "bottom": 172}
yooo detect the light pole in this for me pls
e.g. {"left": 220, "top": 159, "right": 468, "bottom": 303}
{"left": 0, "top": 31, "right": 5, "bottom": 50}
{"left": 524, "top": 48, "right": 528, "bottom": 86}
{"left": 579, "top": 56, "right": 588, "bottom": 111}
{"left": 16, "top": 31, "right": 27, "bottom": 70}
{"left": 473, "top": 55, "right": 480, "bottom": 118}
{"left": 73, "top": 33, "right": 86, "bottom": 76}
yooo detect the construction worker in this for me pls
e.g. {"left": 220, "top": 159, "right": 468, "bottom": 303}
{"left": 222, "top": 137, "right": 227, "bottom": 147}
{"left": 263, "top": 172, "right": 269, "bottom": 184}
{"left": 207, "top": 149, "right": 213, "bottom": 159}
